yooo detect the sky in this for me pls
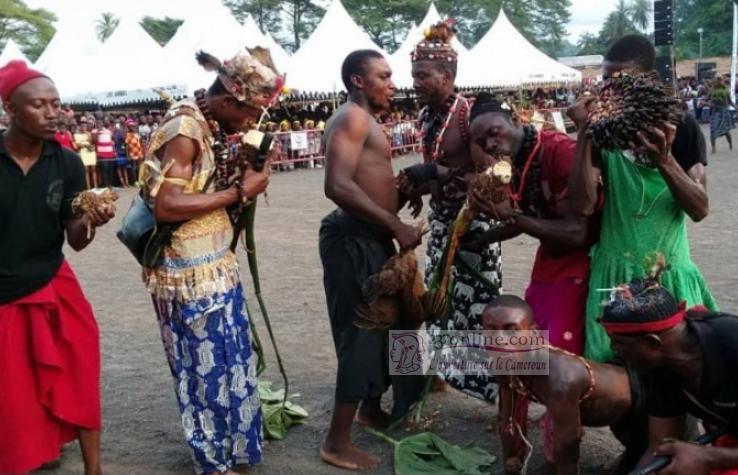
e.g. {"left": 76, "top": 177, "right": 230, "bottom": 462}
{"left": 25, "top": 0, "right": 622, "bottom": 44}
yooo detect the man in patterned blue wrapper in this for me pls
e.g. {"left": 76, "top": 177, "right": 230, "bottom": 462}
{"left": 138, "top": 47, "right": 280, "bottom": 475}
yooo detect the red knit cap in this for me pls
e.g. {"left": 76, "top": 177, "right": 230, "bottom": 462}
{"left": 0, "top": 60, "right": 48, "bottom": 103}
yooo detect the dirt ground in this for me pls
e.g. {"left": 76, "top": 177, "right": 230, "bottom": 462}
{"left": 46, "top": 127, "right": 736, "bottom": 475}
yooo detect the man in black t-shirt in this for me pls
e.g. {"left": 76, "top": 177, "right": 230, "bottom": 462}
{"left": 0, "top": 61, "right": 113, "bottom": 475}
{"left": 602, "top": 276, "right": 738, "bottom": 475}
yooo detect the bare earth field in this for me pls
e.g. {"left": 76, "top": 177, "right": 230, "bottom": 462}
{"left": 45, "top": 127, "right": 736, "bottom": 475}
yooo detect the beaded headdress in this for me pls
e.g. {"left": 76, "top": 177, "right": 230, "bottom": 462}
{"left": 411, "top": 20, "right": 458, "bottom": 64}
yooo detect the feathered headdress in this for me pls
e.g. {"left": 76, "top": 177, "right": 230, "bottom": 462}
{"left": 411, "top": 19, "right": 458, "bottom": 64}
{"left": 196, "top": 46, "right": 286, "bottom": 108}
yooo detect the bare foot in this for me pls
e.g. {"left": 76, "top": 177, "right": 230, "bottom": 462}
{"left": 320, "top": 443, "right": 380, "bottom": 471}
{"left": 356, "top": 404, "right": 392, "bottom": 429}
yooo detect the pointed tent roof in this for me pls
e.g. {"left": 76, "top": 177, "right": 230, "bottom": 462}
{"left": 388, "top": 24, "right": 419, "bottom": 89}
{"left": 163, "top": 3, "right": 252, "bottom": 93}
{"left": 284, "top": 0, "right": 386, "bottom": 93}
{"left": 0, "top": 39, "right": 30, "bottom": 65}
{"left": 242, "top": 15, "right": 291, "bottom": 73}
{"left": 66, "top": 18, "right": 170, "bottom": 96}
{"left": 34, "top": 18, "right": 100, "bottom": 95}
{"left": 458, "top": 10, "right": 581, "bottom": 88}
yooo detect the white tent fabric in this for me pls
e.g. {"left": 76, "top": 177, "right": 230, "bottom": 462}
{"left": 284, "top": 0, "right": 386, "bottom": 93}
{"left": 0, "top": 39, "right": 30, "bottom": 66}
{"left": 34, "top": 19, "right": 100, "bottom": 97}
{"left": 458, "top": 10, "right": 581, "bottom": 88}
{"left": 65, "top": 18, "right": 172, "bottom": 96}
{"left": 388, "top": 24, "right": 419, "bottom": 89}
{"left": 163, "top": 3, "right": 256, "bottom": 93}
{"left": 242, "top": 15, "right": 291, "bottom": 73}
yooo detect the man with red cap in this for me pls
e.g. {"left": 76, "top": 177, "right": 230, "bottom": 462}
{"left": 0, "top": 60, "right": 113, "bottom": 474}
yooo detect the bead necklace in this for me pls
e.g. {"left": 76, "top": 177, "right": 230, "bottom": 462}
{"left": 418, "top": 94, "right": 460, "bottom": 163}
{"left": 194, "top": 89, "right": 248, "bottom": 209}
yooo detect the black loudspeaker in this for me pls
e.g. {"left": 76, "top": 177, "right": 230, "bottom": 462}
{"left": 655, "top": 55, "right": 675, "bottom": 85}
{"left": 696, "top": 62, "right": 717, "bottom": 81}
{"left": 654, "top": 0, "right": 675, "bottom": 46}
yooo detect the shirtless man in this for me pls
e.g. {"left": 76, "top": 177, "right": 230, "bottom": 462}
{"left": 319, "top": 49, "right": 424, "bottom": 470}
{"left": 397, "top": 20, "right": 499, "bottom": 402}
{"left": 482, "top": 296, "right": 648, "bottom": 475}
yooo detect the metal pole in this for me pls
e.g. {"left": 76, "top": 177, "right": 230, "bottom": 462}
{"left": 730, "top": 1, "right": 738, "bottom": 104}
{"left": 698, "top": 28, "right": 703, "bottom": 60}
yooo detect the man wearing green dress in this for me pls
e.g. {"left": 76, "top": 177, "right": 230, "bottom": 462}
{"left": 568, "top": 34, "right": 717, "bottom": 362}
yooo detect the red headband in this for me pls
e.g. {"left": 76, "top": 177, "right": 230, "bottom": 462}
{"left": 0, "top": 60, "right": 48, "bottom": 103}
{"left": 601, "top": 302, "right": 687, "bottom": 335}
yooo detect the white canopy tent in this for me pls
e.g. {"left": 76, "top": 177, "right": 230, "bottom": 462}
{"left": 458, "top": 10, "right": 581, "bottom": 88}
{"left": 34, "top": 19, "right": 100, "bottom": 98}
{"left": 0, "top": 39, "right": 30, "bottom": 66}
{"left": 284, "top": 0, "right": 386, "bottom": 93}
{"left": 65, "top": 18, "right": 172, "bottom": 97}
{"left": 163, "top": 3, "right": 261, "bottom": 93}
{"left": 242, "top": 15, "right": 291, "bottom": 73}
{"left": 388, "top": 24, "right": 419, "bottom": 89}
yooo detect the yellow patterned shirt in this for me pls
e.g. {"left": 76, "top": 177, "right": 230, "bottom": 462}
{"left": 140, "top": 99, "right": 238, "bottom": 302}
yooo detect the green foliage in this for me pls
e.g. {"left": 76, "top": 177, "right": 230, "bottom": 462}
{"left": 96, "top": 12, "right": 119, "bottom": 42}
{"left": 258, "top": 381, "right": 308, "bottom": 440}
{"left": 139, "top": 16, "right": 183, "bottom": 47}
{"left": 629, "top": 0, "right": 652, "bottom": 31}
{"left": 674, "top": 0, "right": 733, "bottom": 59}
{"left": 0, "top": 0, "right": 56, "bottom": 62}
{"left": 367, "top": 428, "right": 497, "bottom": 475}
{"left": 343, "top": 0, "right": 427, "bottom": 52}
{"left": 576, "top": 32, "right": 602, "bottom": 55}
{"left": 573, "top": 0, "right": 650, "bottom": 56}
{"left": 281, "top": 0, "right": 324, "bottom": 52}
{"left": 225, "top": 0, "right": 282, "bottom": 35}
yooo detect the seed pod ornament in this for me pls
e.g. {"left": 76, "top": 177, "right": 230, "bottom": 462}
{"left": 586, "top": 71, "right": 683, "bottom": 156}
{"left": 71, "top": 188, "right": 119, "bottom": 238}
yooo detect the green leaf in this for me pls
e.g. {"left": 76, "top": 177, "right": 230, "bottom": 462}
{"left": 258, "top": 381, "right": 309, "bottom": 440}
{"left": 387, "top": 431, "right": 497, "bottom": 475}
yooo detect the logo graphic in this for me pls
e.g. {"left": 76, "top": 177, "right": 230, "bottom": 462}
{"left": 46, "top": 179, "right": 64, "bottom": 212}
{"left": 389, "top": 331, "right": 427, "bottom": 375}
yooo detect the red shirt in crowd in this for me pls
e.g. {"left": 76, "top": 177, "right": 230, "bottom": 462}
{"left": 54, "top": 131, "right": 75, "bottom": 151}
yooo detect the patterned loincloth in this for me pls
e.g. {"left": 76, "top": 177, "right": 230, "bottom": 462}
{"left": 424, "top": 184, "right": 502, "bottom": 401}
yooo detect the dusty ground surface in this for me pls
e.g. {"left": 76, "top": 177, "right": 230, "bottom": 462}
{"left": 44, "top": 127, "right": 736, "bottom": 475}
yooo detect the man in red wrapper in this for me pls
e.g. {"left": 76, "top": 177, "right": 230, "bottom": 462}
{"left": 465, "top": 92, "right": 596, "bottom": 470}
{"left": 0, "top": 60, "right": 114, "bottom": 475}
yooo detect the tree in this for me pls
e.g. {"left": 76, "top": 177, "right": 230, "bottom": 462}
{"left": 531, "top": 0, "right": 572, "bottom": 56}
{"left": 629, "top": 0, "right": 651, "bottom": 31}
{"left": 343, "top": 0, "right": 426, "bottom": 52}
{"left": 0, "top": 0, "right": 56, "bottom": 62}
{"left": 576, "top": 32, "right": 603, "bottom": 55}
{"left": 96, "top": 12, "right": 119, "bottom": 42}
{"left": 280, "top": 0, "right": 324, "bottom": 51}
{"left": 140, "top": 16, "right": 183, "bottom": 46}
{"left": 674, "top": 0, "right": 732, "bottom": 59}
{"left": 225, "top": 0, "right": 282, "bottom": 35}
